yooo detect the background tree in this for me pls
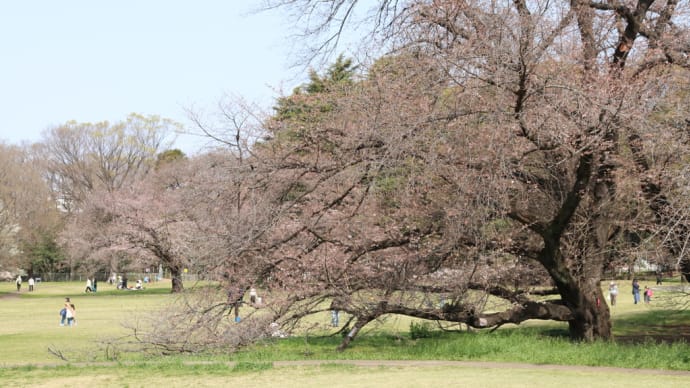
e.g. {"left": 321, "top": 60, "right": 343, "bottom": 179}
{"left": 0, "top": 143, "right": 62, "bottom": 276}
{"left": 62, "top": 154, "right": 193, "bottom": 293}
{"left": 156, "top": 149, "right": 186, "bottom": 169}
{"left": 118, "top": 149, "right": 290, "bottom": 352}
{"left": 38, "top": 113, "right": 178, "bottom": 213}
{"left": 42, "top": 113, "right": 180, "bottom": 279}
{"left": 273, "top": 54, "right": 358, "bottom": 123}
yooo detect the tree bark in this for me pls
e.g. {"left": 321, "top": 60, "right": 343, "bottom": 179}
{"left": 534, "top": 150, "right": 612, "bottom": 341}
{"left": 539, "top": 245, "right": 612, "bottom": 340}
{"left": 170, "top": 266, "right": 184, "bottom": 293}
{"left": 560, "top": 280, "right": 611, "bottom": 341}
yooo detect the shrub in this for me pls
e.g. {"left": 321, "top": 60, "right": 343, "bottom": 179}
{"left": 409, "top": 321, "right": 434, "bottom": 339}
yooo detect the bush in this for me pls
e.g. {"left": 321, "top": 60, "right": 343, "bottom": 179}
{"left": 409, "top": 321, "right": 434, "bottom": 339}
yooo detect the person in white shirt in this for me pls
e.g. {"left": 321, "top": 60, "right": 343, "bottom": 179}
{"left": 608, "top": 281, "right": 618, "bottom": 306}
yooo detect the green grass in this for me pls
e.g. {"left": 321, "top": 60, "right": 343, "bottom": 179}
{"left": 0, "top": 279, "right": 173, "bottom": 364}
{"left": 228, "top": 326, "right": 689, "bottom": 370}
{"left": 0, "top": 279, "right": 688, "bottom": 386}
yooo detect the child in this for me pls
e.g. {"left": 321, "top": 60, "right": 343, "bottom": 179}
{"left": 64, "top": 298, "right": 77, "bottom": 326}
{"left": 67, "top": 303, "right": 77, "bottom": 326}
{"left": 60, "top": 297, "right": 71, "bottom": 326}
{"left": 59, "top": 307, "right": 67, "bottom": 326}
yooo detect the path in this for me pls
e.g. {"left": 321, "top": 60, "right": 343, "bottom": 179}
{"left": 2, "top": 359, "right": 687, "bottom": 376}
{"left": 270, "top": 360, "right": 690, "bottom": 376}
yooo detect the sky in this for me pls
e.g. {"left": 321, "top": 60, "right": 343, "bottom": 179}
{"left": 0, "top": 1, "right": 315, "bottom": 155}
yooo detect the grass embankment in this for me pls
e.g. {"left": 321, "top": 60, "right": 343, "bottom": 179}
{"left": 0, "top": 279, "right": 688, "bottom": 387}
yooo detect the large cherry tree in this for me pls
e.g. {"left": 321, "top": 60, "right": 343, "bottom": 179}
{"left": 251, "top": 0, "right": 690, "bottom": 344}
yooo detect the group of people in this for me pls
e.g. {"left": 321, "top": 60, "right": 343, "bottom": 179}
{"left": 15, "top": 275, "right": 36, "bottom": 292}
{"left": 226, "top": 286, "right": 263, "bottom": 322}
{"left": 59, "top": 297, "right": 76, "bottom": 327}
{"left": 608, "top": 278, "right": 654, "bottom": 306}
{"left": 84, "top": 277, "right": 98, "bottom": 292}
{"left": 108, "top": 274, "right": 146, "bottom": 290}
{"left": 632, "top": 279, "right": 654, "bottom": 304}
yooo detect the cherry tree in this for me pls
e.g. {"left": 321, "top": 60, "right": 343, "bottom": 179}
{"left": 63, "top": 156, "right": 195, "bottom": 293}
{"left": 122, "top": 0, "right": 690, "bottom": 352}
{"left": 251, "top": 0, "right": 690, "bottom": 344}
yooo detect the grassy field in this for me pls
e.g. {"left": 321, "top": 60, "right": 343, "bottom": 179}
{"left": 0, "top": 279, "right": 688, "bottom": 387}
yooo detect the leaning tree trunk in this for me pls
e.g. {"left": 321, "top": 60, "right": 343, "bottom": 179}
{"left": 337, "top": 317, "right": 372, "bottom": 352}
{"left": 540, "top": 242, "right": 612, "bottom": 341}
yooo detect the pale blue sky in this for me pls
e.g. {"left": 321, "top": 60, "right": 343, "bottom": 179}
{"left": 0, "top": 1, "right": 313, "bottom": 154}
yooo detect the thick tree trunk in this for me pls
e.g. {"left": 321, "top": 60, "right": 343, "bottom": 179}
{"left": 539, "top": 241, "right": 612, "bottom": 341}
{"left": 681, "top": 260, "right": 690, "bottom": 283}
{"left": 547, "top": 278, "right": 612, "bottom": 340}
{"left": 170, "top": 266, "right": 184, "bottom": 293}
{"left": 563, "top": 282, "right": 611, "bottom": 341}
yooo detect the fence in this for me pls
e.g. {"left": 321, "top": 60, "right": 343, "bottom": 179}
{"left": 32, "top": 271, "right": 205, "bottom": 283}
{"left": 34, "top": 272, "right": 165, "bottom": 282}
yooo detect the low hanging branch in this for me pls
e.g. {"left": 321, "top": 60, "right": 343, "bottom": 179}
{"left": 330, "top": 296, "right": 573, "bottom": 350}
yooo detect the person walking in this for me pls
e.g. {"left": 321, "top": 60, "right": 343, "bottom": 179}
{"left": 227, "top": 287, "right": 244, "bottom": 322}
{"left": 632, "top": 279, "right": 641, "bottom": 304}
{"left": 608, "top": 281, "right": 618, "bottom": 306}
{"left": 28, "top": 277, "right": 35, "bottom": 292}
{"left": 15, "top": 275, "right": 22, "bottom": 292}
{"left": 60, "top": 297, "right": 71, "bottom": 326}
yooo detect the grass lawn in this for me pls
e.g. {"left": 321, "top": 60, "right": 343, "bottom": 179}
{"left": 0, "top": 278, "right": 688, "bottom": 387}
{"left": 0, "top": 279, "right": 171, "bottom": 364}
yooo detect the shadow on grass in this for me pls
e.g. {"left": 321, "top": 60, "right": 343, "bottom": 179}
{"left": 613, "top": 309, "right": 690, "bottom": 344}
{"left": 517, "top": 309, "right": 690, "bottom": 344}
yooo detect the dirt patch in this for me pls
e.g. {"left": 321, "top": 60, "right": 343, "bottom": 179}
{"left": 0, "top": 292, "right": 20, "bottom": 300}
{"left": 271, "top": 360, "right": 690, "bottom": 376}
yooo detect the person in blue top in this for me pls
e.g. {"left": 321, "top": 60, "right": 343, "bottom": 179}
{"left": 632, "top": 278, "right": 641, "bottom": 304}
